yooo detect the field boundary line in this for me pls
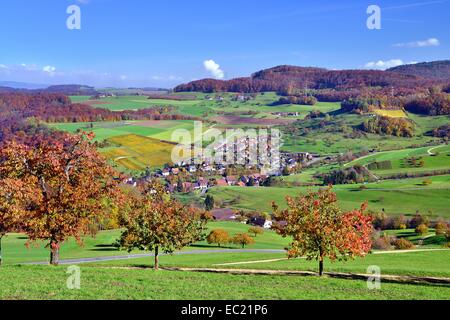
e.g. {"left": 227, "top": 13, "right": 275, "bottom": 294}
{"left": 162, "top": 267, "right": 450, "bottom": 286}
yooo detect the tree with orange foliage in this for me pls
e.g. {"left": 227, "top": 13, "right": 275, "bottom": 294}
{"left": 0, "top": 179, "right": 41, "bottom": 265}
{"left": 0, "top": 132, "right": 121, "bottom": 265}
{"left": 206, "top": 229, "right": 230, "bottom": 247}
{"left": 232, "top": 233, "right": 255, "bottom": 248}
{"left": 272, "top": 187, "right": 372, "bottom": 276}
{"left": 118, "top": 180, "right": 209, "bottom": 270}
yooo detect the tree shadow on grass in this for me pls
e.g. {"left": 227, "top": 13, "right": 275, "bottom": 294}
{"left": 89, "top": 244, "right": 119, "bottom": 252}
{"left": 189, "top": 244, "right": 235, "bottom": 249}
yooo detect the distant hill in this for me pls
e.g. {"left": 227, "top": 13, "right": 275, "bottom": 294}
{"left": 0, "top": 83, "right": 98, "bottom": 95}
{"left": 42, "top": 85, "right": 98, "bottom": 96}
{"left": 388, "top": 60, "right": 450, "bottom": 80}
{"left": 0, "top": 81, "right": 47, "bottom": 90}
{"left": 174, "top": 65, "right": 433, "bottom": 94}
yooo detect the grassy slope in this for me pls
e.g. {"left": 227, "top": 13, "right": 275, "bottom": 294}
{"left": 2, "top": 265, "right": 449, "bottom": 300}
{"left": 0, "top": 222, "right": 289, "bottom": 265}
{"left": 348, "top": 145, "right": 450, "bottom": 176}
{"left": 207, "top": 175, "right": 450, "bottom": 217}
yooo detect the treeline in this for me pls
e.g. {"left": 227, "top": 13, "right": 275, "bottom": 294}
{"left": 174, "top": 65, "right": 436, "bottom": 94}
{"left": 432, "top": 125, "right": 450, "bottom": 138}
{"left": 341, "top": 89, "right": 450, "bottom": 116}
{"left": 323, "top": 165, "right": 372, "bottom": 185}
{"left": 0, "top": 92, "right": 199, "bottom": 142}
{"left": 405, "top": 91, "right": 450, "bottom": 115}
{"left": 273, "top": 95, "right": 317, "bottom": 106}
{"left": 362, "top": 116, "right": 415, "bottom": 137}
{"left": 367, "top": 161, "right": 392, "bottom": 171}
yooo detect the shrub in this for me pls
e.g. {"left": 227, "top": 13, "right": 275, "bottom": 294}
{"left": 248, "top": 226, "right": 264, "bottom": 237}
{"left": 422, "top": 179, "right": 433, "bottom": 186}
{"left": 435, "top": 221, "right": 449, "bottom": 236}
{"left": 409, "top": 214, "right": 430, "bottom": 228}
{"left": 232, "top": 233, "right": 255, "bottom": 248}
{"left": 371, "top": 236, "right": 393, "bottom": 250}
{"left": 372, "top": 212, "right": 394, "bottom": 230}
{"left": 393, "top": 238, "right": 415, "bottom": 250}
{"left": 393, "top": 215, "right": 407, "bottom": 230}
{"left": 415, "top": 224, "right": 429, "bottom": 236}
{"left": 206, "top": 229, "right": 230, "bottom": 247}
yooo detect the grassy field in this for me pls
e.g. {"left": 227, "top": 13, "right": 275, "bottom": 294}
{"left": 206, "top": 175, "right": 450, "bottom": 217}
{"left": 348, "top": 144, "right": 450, "bottom": 177}
{"left": 102, "top": 134, "right": 176, "bottom": 170}
{"left": 2, "top": 265, "right": 449, "bottom": 300}
{"left": 69, "top": 94, "right": 341, "bottom": 123}
{"left": 0, "top": 221, "right": 289, "bottom": 265}
{"left": 373, "top": 109, "right": 407, "bottom": 118}
{"left": 281, "top": 112, "right": 442, "bottom": 155}
{"left": 49, "top": 120, "right": 220, "bottom": 171}
{"left": 2, "top": 219, "right": 449, "bottom": 300}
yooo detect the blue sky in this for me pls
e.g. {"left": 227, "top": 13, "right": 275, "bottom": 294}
{"left": 0, "top": 0, "right": 449, "bottom": 88}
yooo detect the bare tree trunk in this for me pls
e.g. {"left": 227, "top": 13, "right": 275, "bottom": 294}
{"left": 0, "top": 235, "right": 3, "bottom": 266}
{"left": 319, "top": 257, "right": 324, "bottom": 276}
{"left": 50, "top": 241, "right": 60, "bottom": 265}
{"left": 154, "top": 246, "right": 159, "bottom": 271}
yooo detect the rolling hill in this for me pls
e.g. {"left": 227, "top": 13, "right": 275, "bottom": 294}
{"left": 388, "top": 60, "right": 450, "bottom": 80}
{"left": 175, "top": 61, "right": 450, "bottom": 94}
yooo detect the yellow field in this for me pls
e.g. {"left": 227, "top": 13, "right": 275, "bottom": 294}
{"left": 101, "top": 134, "right": 177, "bottom": 170}
{"left": 373, "top": 109, "right": 407, "bottom": 118}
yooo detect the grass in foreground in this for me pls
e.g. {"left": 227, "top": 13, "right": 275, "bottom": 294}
{"left": 1, "top": 265, "right": 449, "bottom": 300}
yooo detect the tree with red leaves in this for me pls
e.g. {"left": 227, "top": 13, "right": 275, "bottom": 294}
{"left": 272, "top": 187, "right": 372, "bottom": 276}
{"left": 0, "top": 132, "right": 121, "bottom": 265}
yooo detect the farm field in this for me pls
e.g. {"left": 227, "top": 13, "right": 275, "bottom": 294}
{"left": 280, "top": 112, "right": 443, "bottom": 154}
{"left": 348, "top": 144, "right": 450, "bottom": 176}
{"left": 69, "top": 94, "right": 341, "bottom": 124}
{"left": 206, "top": 175, "right": 450, "bottom": 217}
{"left": 49, "top": 120, "right": 219, "bottom": 171}
{"left": 102, "top": 134, "right": 176, "bottom": 170}
{"left": 373, "top": 109, "right": 407, "bottom": 118}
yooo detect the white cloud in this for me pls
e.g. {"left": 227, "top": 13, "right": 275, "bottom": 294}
{"left": 43, "top": 65, "right": 56, "bottom": 73}
{"left": 364, "top": 59, "right": 419, "bottom": 70}
{"left": 203, "top": 59, "right": 225, "bottom": 79}
{"left": 0, "top": 64, "right": 7, "bottom": 69}
{"left": 394, "top": 38, "right": 440, "bottom": 48}
{"left": 364, "top": 59, "right": 405, "bottom": 70}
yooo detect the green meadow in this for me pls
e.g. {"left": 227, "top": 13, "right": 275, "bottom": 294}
{"left": 206, "top": 175, "right": 450, "bottom": 217}
{"left": 348, "top": 144, "right": 450, "bottom": 177}
{"left": 2, "top": 265, "right": 449, "bottom": 300}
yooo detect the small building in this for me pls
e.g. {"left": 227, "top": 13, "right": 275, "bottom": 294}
{"left": 249, "top": 217, "right": 273, "bottom": 229}
{"left": 211, "top": 208, "right": 236, "bottom": 221}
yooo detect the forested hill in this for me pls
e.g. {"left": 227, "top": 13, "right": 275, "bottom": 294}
{"left": 388, "top": 60, "right": 450, "bottom": 80}
{"left": 174, "top": 63, "right": 449, "bottom": 94}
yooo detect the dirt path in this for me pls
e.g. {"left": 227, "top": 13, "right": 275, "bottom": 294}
{"left": 162, "top": 267, "right": 450, "bottom": 285}
{"left": 212, "top": 249, "right": 449, "bottom": 266}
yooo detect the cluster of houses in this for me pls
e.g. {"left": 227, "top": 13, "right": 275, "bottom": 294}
{"left": 271, "top": 111, "right": 300, "bottom": 117}
{"left": 204, "top": 94, "right": 256, "bottom": 102}
{"left": 124, "top": 151, "right": 319, "bottom": 229}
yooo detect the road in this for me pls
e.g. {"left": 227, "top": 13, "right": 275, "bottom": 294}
{"left": 25, "top": 249, "right": 285, "bottom": 265}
